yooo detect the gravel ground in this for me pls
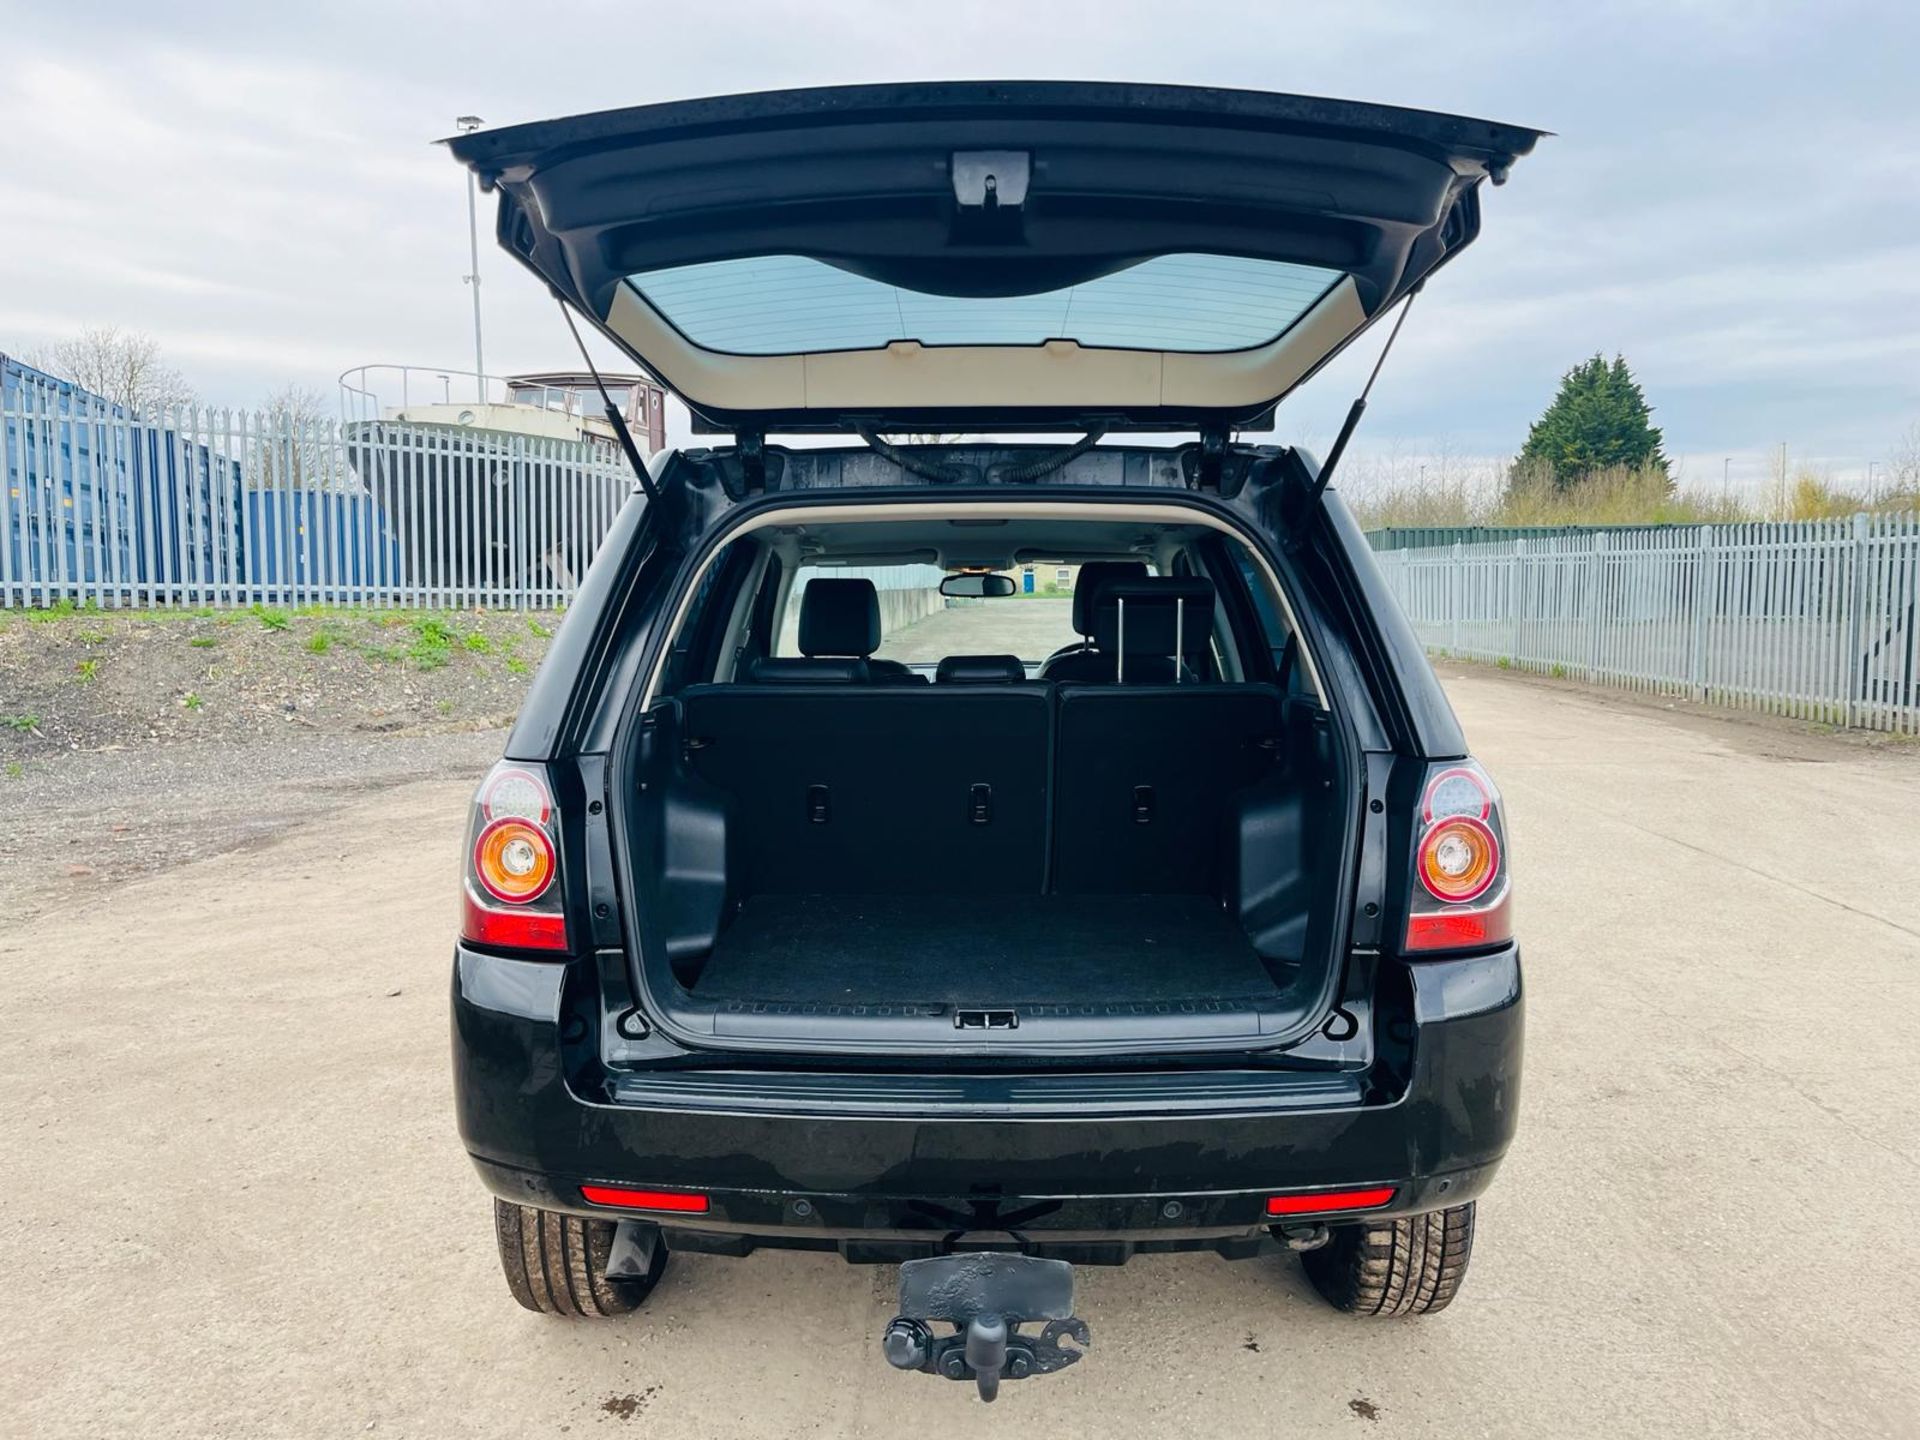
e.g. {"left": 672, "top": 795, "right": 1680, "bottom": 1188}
{"left": 0, "top": 605, "right": 556, "bottom": 924}
{"left": 0, "top": 728, "right": 508, "bottom": 927}
{"left": 2, "top": 673, "right": 1917, "bottom": 1437}
{"left": 0, "top": 605, "right": 557, "bottom": 754}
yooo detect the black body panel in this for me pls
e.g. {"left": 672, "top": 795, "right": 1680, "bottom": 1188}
{"left": 452, "top": 942, "right": 1522, "bottom": 1253}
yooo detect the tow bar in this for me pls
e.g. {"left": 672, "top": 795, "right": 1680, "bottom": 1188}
{"left": 881, "top": 1253, "right": 1091, "bottom": 1401}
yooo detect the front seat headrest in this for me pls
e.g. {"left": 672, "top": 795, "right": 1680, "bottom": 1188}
{"left": 798, "top": 578, "right": 882, "bottom": 657}
{"left": 1069, "top": 561, "right": 1149, "bottom": 636}
{"left": 935, "top": 654, "right": 1027, "bottom": 684}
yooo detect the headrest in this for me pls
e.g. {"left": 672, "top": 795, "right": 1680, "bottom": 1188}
{"left": 1070, "top": 561, "right": 1149, "bottom": 635}
{"left": 935, "top": 653, "right": 1027, "bottom": 684}
{"left": 1090, "top": 577, "right": 1215, "bottom": 669}
{"left": 746, "top": 655, "right": 871, "bottom": 684}
{"left": 798, "top": 578, "right": 881, "bottom": 657}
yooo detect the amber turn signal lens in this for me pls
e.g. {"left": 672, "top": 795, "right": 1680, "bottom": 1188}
{"left": 474, "top": 817, "right": 556, "bottom": 904}
{"left": 1416, "top": 815, "right": 1500, "bottom": 904}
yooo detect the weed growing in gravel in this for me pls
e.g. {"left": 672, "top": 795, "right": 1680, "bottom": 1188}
{"left": 251, "top": 605, "right": 291, "bottom": 631}
{"left": 182, "top": 692, "right": 203, "bottom": 711}
{"left": 504, "top": 656, "right": 529, "bottom": 676}
{"left": 4, "top": 714, "right": 38, "bottom": 732}
{"left": 526, "top": 617, "right": 552, "bottom": 639}
{"left": 408, "top": 617, "right": 456, "bottom": 670}
{"left": 306, "top": 632, "right": 333, "bottom": 655}
{"left": 191, "top": 606, "right": 215, "bottom": 619}
{"left": 359, "top": 642, "right": 404, "bottom": 664}
{"left": 4, "top": 763, "right": 21, "bottom": 780}
{"left": 28, "top": 599, "right": 77, "bottom": 623}
{"left": 437, "top": 699, "right": 455, "bottom": 716}
{"left": 74, "top": 658, "right": 100, "bottom": 683}
{"left": 190, "top": 636, "right": 218, "bottom": 649}
{"left": 462, "top": 632, "right": 493, "bottom": 653}
{"left": 78, "top": 628, "right": 109, "bottom": 645}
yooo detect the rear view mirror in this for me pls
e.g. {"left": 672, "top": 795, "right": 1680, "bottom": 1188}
{"left": 940, "top": 573, "right": 1016, "bottom": 599}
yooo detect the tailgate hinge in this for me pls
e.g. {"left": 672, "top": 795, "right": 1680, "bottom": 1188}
{"left": 1188, "top": 424, "right": 1230, "bottom": 491}
{"left": 737, "top": 428, "right": 767, "bottom": 494}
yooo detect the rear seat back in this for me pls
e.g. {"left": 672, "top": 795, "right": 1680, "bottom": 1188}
{"left": 678, "top": 684, "right": 1052, "bottom": 895}
{"left": 1051, "top": 683, "right": 1284, "bottom": 894}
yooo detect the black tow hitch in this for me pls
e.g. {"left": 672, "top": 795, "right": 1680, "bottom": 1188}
{"left": 881, "top": 1253, "right": 1091, "bottom": 1402}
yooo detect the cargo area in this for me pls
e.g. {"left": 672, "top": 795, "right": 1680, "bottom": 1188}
{"left": 606, "top": 496, "right": 1361, "bottom": 1055}
{"left": 622, "top": 666, "right": 1350, "bottom": 1051}
{"left": 688, "top": 893, "right": 1284, "bottom": 1010}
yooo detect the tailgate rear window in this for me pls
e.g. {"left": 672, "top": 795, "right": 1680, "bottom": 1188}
{"left": 627, "top": 253, "right": 1342, "bottom": 356}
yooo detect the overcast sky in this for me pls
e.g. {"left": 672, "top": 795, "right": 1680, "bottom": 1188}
{"left": 3, "top": 0, "right": 1916, "bottom": 496}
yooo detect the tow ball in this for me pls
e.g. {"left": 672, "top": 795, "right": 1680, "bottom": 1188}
{"left": 881, "top": 1253, "right": 1091, "bottom": 1402}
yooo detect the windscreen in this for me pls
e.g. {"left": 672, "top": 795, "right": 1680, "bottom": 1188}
{"left": 776, "top": 564, "right": 1149, "bottom": 666}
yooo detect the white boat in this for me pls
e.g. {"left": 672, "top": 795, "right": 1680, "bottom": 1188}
{"left": 338, "top": 365, "right": 667, "bottom": 590}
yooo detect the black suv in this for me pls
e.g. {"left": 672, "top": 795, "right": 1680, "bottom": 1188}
{"left": 446, "top": 82, "right": 1535, "bottom": 1400}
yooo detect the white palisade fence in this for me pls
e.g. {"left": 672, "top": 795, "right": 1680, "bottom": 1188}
{"left": 2, "top": 392, "right": 635, "bottom": 612}
{"left": 1376, "top": 514, "right": 1920, "bottom": 735}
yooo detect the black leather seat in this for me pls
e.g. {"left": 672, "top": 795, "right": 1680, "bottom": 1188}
{"left": 1091, "top": 576, "right": 1216, "bottom": 684}
{"left": 1051, "top": 680, "right": 1283, "bottom": 894}
{"left": 678, "top": 682, "right": 1053, "bottom": 894}
{"left": 747, "top": 577, "right": 925, "bottom": 684}
{"left": 1037, "top": 561, "right": 1147, "bottom": 681}
{"left": 1042, "top": 576, "right": 1216, "bottom": 685}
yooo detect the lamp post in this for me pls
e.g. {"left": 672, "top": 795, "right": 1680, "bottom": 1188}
{"left": 456, "top": 115, "right": 487, "bottom": 403}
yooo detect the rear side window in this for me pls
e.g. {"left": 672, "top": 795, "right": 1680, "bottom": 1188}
{"left": 658, "top": 542, "right": 745, "bottom": 693}
{"left": 1236, "top": 554, "right": 1304, "bottom": 693}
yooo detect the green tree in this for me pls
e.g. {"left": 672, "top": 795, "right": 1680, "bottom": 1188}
{"left": 1516, "top": 354, "right": 1668, "bottom": 489}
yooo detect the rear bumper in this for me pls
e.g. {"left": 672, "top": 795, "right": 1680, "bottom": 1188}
{"left": 452, "top": 943, "right": 1522, "bottom": 1260}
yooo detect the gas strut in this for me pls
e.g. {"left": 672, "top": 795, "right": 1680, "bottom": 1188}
{"left": 559, "top": 300, "right": 661, "bottom": 502}
{"left": 1301, "top": 284, "right": 1421, "bottom": 506}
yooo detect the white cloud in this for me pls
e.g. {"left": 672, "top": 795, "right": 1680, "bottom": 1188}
{"left": 4, "top": 0, "right": 1917, "bottom": 463}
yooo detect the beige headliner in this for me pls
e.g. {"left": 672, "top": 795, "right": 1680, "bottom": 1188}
{"left": 605, "top": 276, "right": 1366, "bottom": 416}
{"left": 640, "top": 498, "right": 1324, "bottom": 708}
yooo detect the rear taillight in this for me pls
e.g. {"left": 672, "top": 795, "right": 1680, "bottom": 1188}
{"left": 1404, "top": 759, "right": 1513, "bottom": 954}
{"left": 460, "top": 761, "right": 567, "bottom": 954}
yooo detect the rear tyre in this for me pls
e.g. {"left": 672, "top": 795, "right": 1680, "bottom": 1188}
{"left": 492, "top": 1199, "right": 669, "bottom": 1317}
{"left": 1300, "top": 1202, "right": 1475, "bottom": 1316}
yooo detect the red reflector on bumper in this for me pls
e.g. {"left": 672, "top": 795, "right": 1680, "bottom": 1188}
{"left": 1266, "top": 1186, "right": 1397, "bottom": 1216}
{"left": 579, "top": 1185, "right": 710, "bottom": 1214}
{"left": 1405, "top": 887, "right": 1512, "bottom": 953}
{"left": 461, "top": 885, "right": 567, "bottom": 952}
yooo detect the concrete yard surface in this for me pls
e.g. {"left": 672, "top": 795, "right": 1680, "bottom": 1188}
{"left": 1, "top": 673, "right": 1917, "bottom": 1437}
